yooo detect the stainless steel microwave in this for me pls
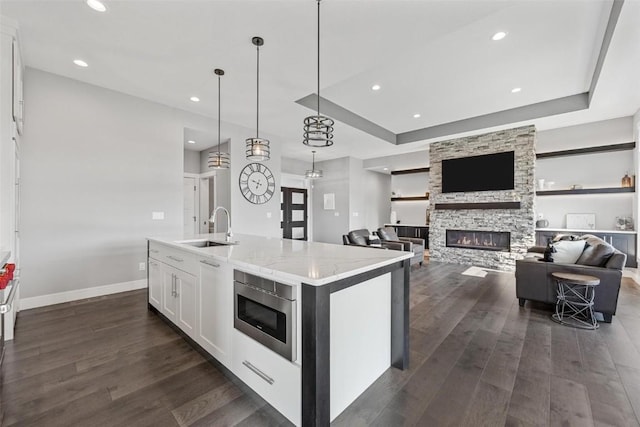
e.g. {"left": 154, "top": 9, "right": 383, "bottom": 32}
{"left": 233, "top": 270, "right": 296, "bottom": 361}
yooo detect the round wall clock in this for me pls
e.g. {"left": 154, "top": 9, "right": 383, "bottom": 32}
{"left": 239, "top": 163, "right": 276, "bottom": 205}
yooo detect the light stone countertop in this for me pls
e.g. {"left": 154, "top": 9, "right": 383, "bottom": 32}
{"left": 148, "top": 233, "right": 412, "bottom": 286}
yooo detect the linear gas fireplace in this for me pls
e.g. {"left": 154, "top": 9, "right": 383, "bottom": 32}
{"left": 446, "top": 229, "right": 511, "bottom": 252}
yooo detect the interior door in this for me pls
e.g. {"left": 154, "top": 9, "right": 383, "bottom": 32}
{"left": 281, "top": 187, "right": 307, "bottom": 240}
{"left": 183, "top": 177, "right": 197, "bottom": 235}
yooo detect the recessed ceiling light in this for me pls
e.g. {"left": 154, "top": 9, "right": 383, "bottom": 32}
{"left": 413, "top": 113, "right": 421, "bottom": 118}
{"left": 371, "top": 84, "right": 381, "bottom": 91}
{"left": 190, "top": 96, "right": 200, "bottom": 102}
{"left": 86, "top": 0, "right": 106, "bottom": 12}
{"left": 187, "top": 140, "right": 196, "bottom": 144}
{"left": 511, "top": 87, "right": 522, "bottom": 93}
{"left": 73, "top": 59, "right": 88, "bottom": 68}
{"left": 492, "top": 31, "right": 507, "bottom": 41}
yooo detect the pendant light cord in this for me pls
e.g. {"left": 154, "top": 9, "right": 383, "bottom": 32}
{"left": 256, "top": 42, "right": 260, "bottom": 139}
{"left": 217, "top": 74, "right": 221, "bottom": 152}
{"left": 316, "top": 0, "right": 321, "bottom": 117}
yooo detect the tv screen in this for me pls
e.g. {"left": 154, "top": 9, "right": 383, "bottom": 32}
{"left": 442, "top": 151, "right": 514, "bottom": 193}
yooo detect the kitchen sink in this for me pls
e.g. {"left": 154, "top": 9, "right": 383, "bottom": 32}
{"left": 179, "top": 240, "right": 236, "bottom": 247}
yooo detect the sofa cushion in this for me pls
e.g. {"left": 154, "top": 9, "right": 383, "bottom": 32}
{"left": 348, "top": 229, "right": 369, "bottom": 246}
{"left": 576, "top": 238, "right": 615, "bottom": 267}
{"left": 378, "top": 227, "right": 400, "bottom": 241}
{"left": 552, "top": 233, "right": 581, "bottom": 242}
{"left": 550, "top": 240, "right": 586, "bottom": 263}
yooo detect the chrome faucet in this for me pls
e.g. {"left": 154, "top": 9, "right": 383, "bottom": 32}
{"left": 210, "top": 206, "right": 233, "bottom": 242}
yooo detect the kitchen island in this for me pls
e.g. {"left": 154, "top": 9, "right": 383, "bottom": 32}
{"left": 147, "top": 233, "right": 412, "bottom": 426}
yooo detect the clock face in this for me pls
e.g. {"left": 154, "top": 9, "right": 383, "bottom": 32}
{"left": 239, "top": 163, "right": 276, "bottom": 205}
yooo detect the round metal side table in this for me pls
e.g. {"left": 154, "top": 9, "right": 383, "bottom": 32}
{"left": 550, "top": 272, "right": 600, "bottom": 330}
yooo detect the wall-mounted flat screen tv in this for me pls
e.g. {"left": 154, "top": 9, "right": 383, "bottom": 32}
{"left": 442, "top": 151, "right": 514, "bottom": 193}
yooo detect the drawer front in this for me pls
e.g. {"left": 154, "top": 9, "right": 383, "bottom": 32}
{"left": 148, "top": 242, "right": 197, "bottom": 274}
{"left": 231, "top": 330, "right": 300, "bottom": 426}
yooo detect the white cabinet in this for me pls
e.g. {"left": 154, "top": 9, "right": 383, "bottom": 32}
{"left": 231, "top": 329, "right": 301, "bottom": 426}
{"left": 149, "top": 242, "right": 197, "bottom": 338}
{"left": 159, "top": 264, "right": 196, "bottom": 338}
{"left": 175, "top": 267, "right": 197, "bottom": 336}
{"left": 197, "top": 258, "right": 232, "bottom": 365}
{"left": 147, "top": 258, "right": 162, "bottom": 309}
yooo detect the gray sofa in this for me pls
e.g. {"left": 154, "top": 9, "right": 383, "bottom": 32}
{"left": 515, "top": 234, "right": 626, "bottom": 323}
{"left": 342, "top": 229, "right": 405, "bottom": 251}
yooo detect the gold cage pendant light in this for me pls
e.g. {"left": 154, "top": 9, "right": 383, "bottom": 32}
{"left": 245, "top": 36, "right": 270, "bottom": 161}
{"left": 208, "top": 68, "right": 231, "bottom": 169}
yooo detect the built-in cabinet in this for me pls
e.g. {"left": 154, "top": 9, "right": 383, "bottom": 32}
{"left": 390, "top": 167, "right": 430, "bottom": 225}
{"left": 535, "top": 230, "right": 637, "bottom": 267}
{"left": 147, "top": 241, "right": 300, "bottom": 425}
{"left": 197, "top": 258, "right": 232, "bottom": 365}
{"left": 148, "top": 245, "right": 197, "bottom": 338}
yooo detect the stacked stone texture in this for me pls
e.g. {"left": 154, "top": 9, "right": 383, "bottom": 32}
{"left": 429, "top": 125, "right": 536, "bottom": 271}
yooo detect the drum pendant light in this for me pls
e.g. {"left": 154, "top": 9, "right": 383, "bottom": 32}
{"left": 305, "top": 151, "right": 323, "bottom": 179}
{"left": 245, "top": 36, "right": 270, "bottom": 161}
{"left": 303, "top": 0, "right": 334, "bottom": 147}
{"left": 208, "top": 69, "right": 231, "bottom": 169}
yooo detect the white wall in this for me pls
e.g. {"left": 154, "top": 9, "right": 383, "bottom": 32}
{"left": 20, "top": 68, "right": 283, "bottom": 301}
{"left": 183, "top": 149, "right": 200, "bottom": 174}
{"left": 535, "top": 117, "right": 635, "bottom": 230}
{"left": 363, "top": 170, "right": 391, "bottom": 231}
{"left": 312, "top": 157, "right": 350, "bottom": 244}
{"left": 21, "top": 69, "right": 183, "bottom": 299}
{"left": 282, "top": 156, "right": 311, "bottom": 176}
{"left": 229, "top": 130, "right": 282, "bottom": 238}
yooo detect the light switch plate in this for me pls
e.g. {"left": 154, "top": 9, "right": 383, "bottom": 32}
{"left": 152, "top": 211, "right": 165, "bottom": 220}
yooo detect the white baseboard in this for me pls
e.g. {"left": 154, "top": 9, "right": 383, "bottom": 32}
{"left": 20, "top": 279, "right": 148, "bottom": 310}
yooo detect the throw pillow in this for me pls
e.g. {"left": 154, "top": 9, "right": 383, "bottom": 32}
{"left": 576, "top": 240, "right": 615, "bottom": 267}
{"left": 550, "top": 240, "right": 587, "bottom": 264}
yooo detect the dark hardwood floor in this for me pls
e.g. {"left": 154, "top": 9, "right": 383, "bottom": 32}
{"left": 2, "top": 262, "right": 640, "bottom": 426}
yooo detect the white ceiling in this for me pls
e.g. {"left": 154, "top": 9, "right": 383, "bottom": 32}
{"left": 2, "top": 0, "right": 639, "bottom": 163}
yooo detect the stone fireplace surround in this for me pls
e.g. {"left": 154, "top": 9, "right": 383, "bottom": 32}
{"left": 429, "top": 126, "right": 536, "bottom": 271}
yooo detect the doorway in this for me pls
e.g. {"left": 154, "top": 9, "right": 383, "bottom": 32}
{"left": 281, "top": 187, "right": 308, "bottom": 240}
{"left": 183, "top": 176, "right": 197, "bottom": 235}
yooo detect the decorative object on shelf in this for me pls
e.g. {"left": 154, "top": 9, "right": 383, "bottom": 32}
{"left": 390, "top": 211, "right": 397, "bottom": 224}
{"left": 566, "top": 213, "right": 595, "bottom": 230}
{"left": 570, "top": 184, "right": 583, "bottom": 190}
{"left": 245, "top": 36, "right": 270, "bottom": 161}
{"left": 615, "top": 216, "right": 634, "bottom": 231}
{"left": 208, "top": 69, "right": 230, "bottom": 169}
{"left": 546, "top": 181, "right": 555, "bottom": 189}
{"left": 622, "top": 172, "right": 633, "bottom": 188}
{"left": 305, "top": 150, "right": 323, "bottom": 179}
{"left": 302, "top": 0, "right": 334, "bottom": 147}
{"left": 538, "top": 179, "right": 545, "bottom": 190}
{"left": 239, "top": 163, "right": 275, "bottom": 204}
{"left": 536, "top": 219, "right": 549, "bottom": 228}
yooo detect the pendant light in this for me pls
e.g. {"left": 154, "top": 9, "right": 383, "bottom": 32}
{"left": 245, "top": 36, "right": 270, "bottom": 161}
{"left": 305, "top": 151, "right": 323, "bottom": 179}
{"left": 208, "top": 69, "right": 230, "bottom": 169}
{"left": 303, "top": 0, "right": 334, "bottom": 147}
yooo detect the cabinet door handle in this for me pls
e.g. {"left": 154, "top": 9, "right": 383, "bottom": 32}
{"left": 149, "top": 261, "right": 157, "bottom": 267}
{"left": 200, "top": 260, "right": 220, "bottom": 268}
{"left": 167, "top": 255, "right": 184, "bottom": 262}
{"left": 171, "top": 274, "right": 176, "bottom": 297}
{"left": 242, "top": 360, "right": 274, "bottom": 385}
